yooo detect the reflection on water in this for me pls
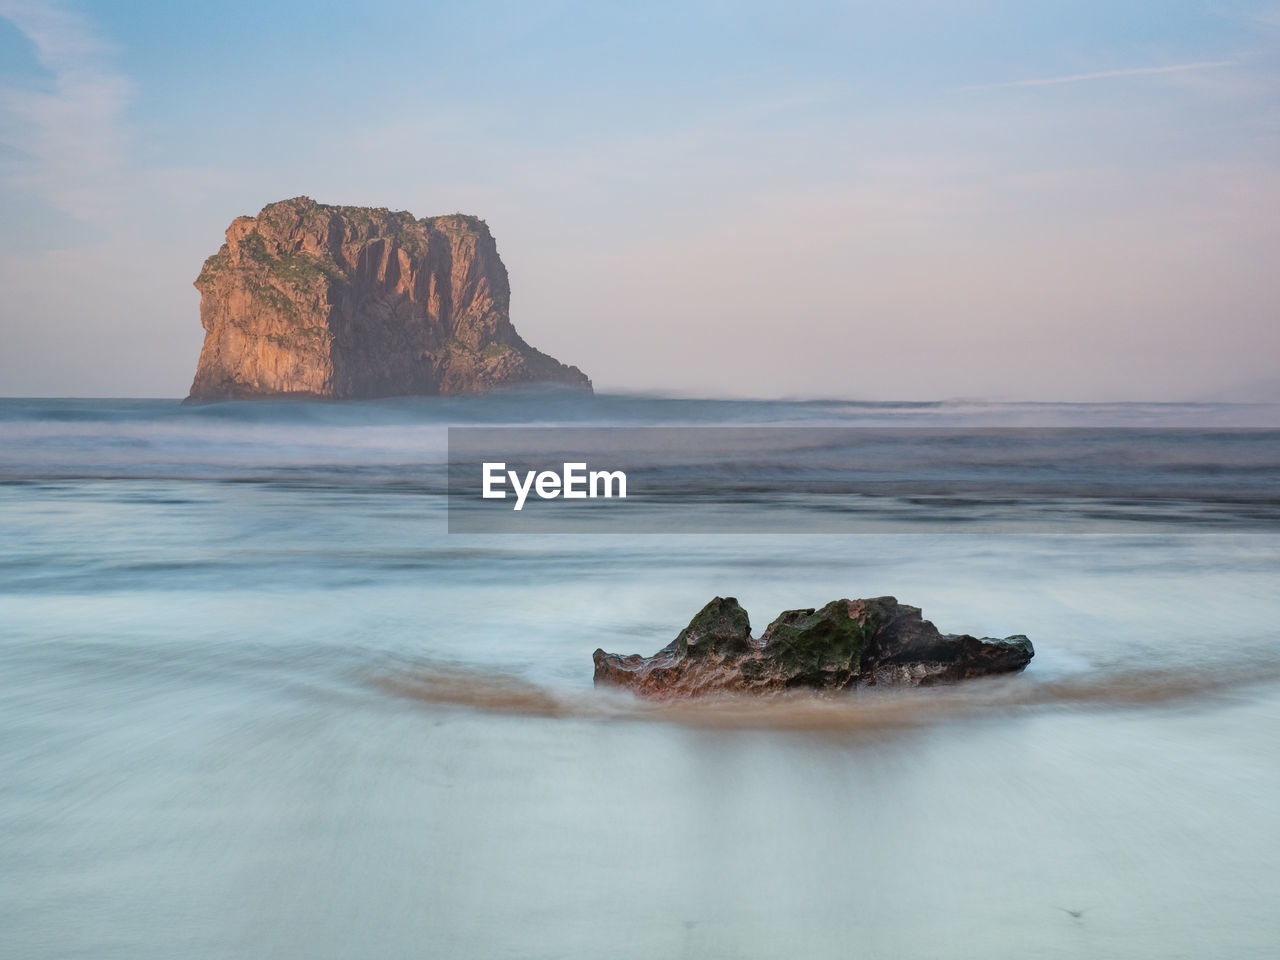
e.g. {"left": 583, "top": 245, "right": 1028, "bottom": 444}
{"left": 2, "top": 397, "right": 1279, "bottom": 958}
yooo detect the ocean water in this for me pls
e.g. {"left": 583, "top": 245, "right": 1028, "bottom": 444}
{"left": 2, "top": 394, "right": 1279, "bottom": 959}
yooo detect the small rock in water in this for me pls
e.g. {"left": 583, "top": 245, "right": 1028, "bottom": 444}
{"left": 593, "top": 596, "right": 1033, "bottom": 699}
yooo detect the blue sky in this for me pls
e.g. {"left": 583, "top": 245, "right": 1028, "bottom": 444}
{"left": 1, "top": 0, "right": 1278, "bottom": 398}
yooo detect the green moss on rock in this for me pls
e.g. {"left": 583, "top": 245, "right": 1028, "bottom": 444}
{"left": 594, "top": 595, "right": 1034, "bottom": 699}
{"left": 761, "top": 601, "right": 871, "bottom": 683}
{"left": 674, "top": 597, "right": 752, "bottom": 656}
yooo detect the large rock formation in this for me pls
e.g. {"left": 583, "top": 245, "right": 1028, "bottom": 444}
{"left": 593, "top": 596, "right": 1034, "bottom": 699}
{"left": 186, "top": 197, "right": 591, "bottom": 401}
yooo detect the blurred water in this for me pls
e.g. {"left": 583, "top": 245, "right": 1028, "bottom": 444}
{"left": 1, "top": 395, "right": 1278, "bottom": 959}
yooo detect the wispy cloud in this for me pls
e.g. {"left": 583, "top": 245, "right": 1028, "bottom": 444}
{"left": 0, "top": 0, "right": 132, "bottom": 221}
{"left": 959, "top": 59, "right": 1237, "bottom": 92}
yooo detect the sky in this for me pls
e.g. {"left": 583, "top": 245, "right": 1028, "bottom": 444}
{"left": 0, "top": 0, "right": 1278, "bottom": 400}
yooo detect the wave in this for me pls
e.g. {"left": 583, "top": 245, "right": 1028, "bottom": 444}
{"left": 4, "top": 394, "right": 1280, "bottom": 426}
{"left": 4, "top": 398, "right": 1280, "bottom": 532}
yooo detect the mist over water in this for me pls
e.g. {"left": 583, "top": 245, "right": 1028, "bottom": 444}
{"left": 2, "top": 395, "right": 1279, "bottom": 958}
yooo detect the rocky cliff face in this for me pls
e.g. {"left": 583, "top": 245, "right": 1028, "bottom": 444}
{"left": 186, "top": 197, "right": 591, "bottom": 401}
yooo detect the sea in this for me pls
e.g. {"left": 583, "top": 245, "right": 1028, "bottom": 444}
{"left": 2, "top": 393, "right": 1278, "bottom": 959}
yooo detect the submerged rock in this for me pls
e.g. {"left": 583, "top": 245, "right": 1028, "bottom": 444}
{"left": 186, "top": 196, "right": 591, "bottom": 401}
{"left": 593, "top": 596, "right": 1033, "bottom": 699}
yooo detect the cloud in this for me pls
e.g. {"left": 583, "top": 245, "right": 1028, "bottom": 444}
{"left": 0, "top": 0, "right": 132, "bottom": 221}
{"left": 958, "top": 59, "right": 1237, "bottom": 92}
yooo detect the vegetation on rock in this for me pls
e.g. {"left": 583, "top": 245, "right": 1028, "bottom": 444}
{"left": 594, "top": 596, "right": 1035, "bottom": 699}
{"left": 186, "top": 196, "right": 591, "bottom": 402}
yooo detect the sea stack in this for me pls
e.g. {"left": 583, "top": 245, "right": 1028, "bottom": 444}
{"left": 593, "top": 596, "right": 1034, "bottom": 699}
{"left": 185, "top": 197, "right": 591, "bottom": 401}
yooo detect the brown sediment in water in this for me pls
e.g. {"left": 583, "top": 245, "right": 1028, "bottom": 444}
{"left": 380, "top": 667, "right": 568, "bottom": 718}
{"left": 374, "top": 659, "right": 1280, "bottom": 732}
